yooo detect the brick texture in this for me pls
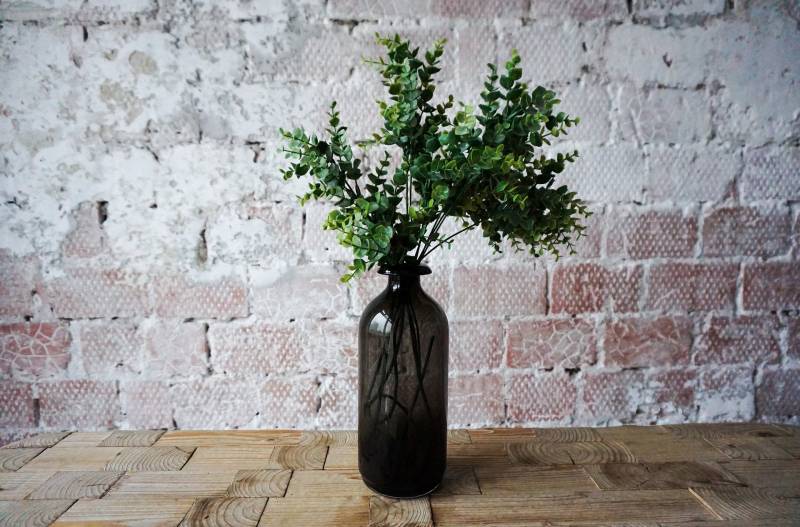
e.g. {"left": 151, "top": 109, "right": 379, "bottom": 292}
{"left": 1, "top": 1, "right": 798, "bottom": 436}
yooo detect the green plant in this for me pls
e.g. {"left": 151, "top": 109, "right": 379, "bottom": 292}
{"left": 280, "top": 34, "right": 589, "bottom": 282}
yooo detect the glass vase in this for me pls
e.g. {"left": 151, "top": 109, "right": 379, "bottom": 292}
{"left": 357, "top": 264, "right": 449, "bottom": 498}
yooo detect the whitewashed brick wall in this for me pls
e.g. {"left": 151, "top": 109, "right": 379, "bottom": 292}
{"left": 1, "top": 0, "right": 799, "bottom": 442}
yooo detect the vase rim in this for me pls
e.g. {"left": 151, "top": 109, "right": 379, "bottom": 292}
{"left": 378, "top": 264, "right": 432, "bottom": 276}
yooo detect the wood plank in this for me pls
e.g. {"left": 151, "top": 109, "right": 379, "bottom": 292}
{"left": 104, "top": 446, "right": 193, "bottom": 472}
{"left": 27, "top": 471, "right": 123, "bottom": 500}
{"left": 597, "top": 425, "right": 671, "bottom": 442}
{"left": 0, "top": 472, "right": 53, "bottom": 500}
{"left": 690, "top": 486, "right": 800, "bottom": 520}
{"left": 270, "top": 446, "right": 327, "bottom": 470}
{"left": 51, "top": 432, "right": 110, "bottom": 448}
{"left": 2, "top": 433, "right": 70, "bottom": 449}
{"left": 430, "top": 490, "right": 715, "bottom": 525}
{"left": 468, "top": 429, "right": 535, "bottom": 444}
{"left": 720, "top": 459, "right": 800, "bottom": 489}
{"left": 0, "top": 499, "right": 74, "bottom": 527}
{"left": 18, "top": 447, "right": 122, "bottom": 472}
{"left": 771, "top": 436, "right": 800, "bottom": 458}
{"left": 531, "top": 427, "right": 601, "bottom": 442}
{"left": 435, "top": 466, "right": 481, "bottom": 496}
{"left": 508, "top": 440, "right": 635, "bottom": 465}
{"left": 446, "top": 430, "right": 471, "bottom": 444}
{"left": 181, "top": 447, "right": 276, "bottom": 472}
{"left": 475, "top": 464, "right": 598, "bottom": 496}
{"left": 107, "top": 471, "right": 239, "bottom": 498}
{"left": 704, "top": 435, "right": 794, "bottom": 460}
{"left": 53, "top": 496, "right": 194, "bottom": 526}
{"left": 286, "top": 469, "right": 370, "bottom": 497}
{"left": 585, "top": 461, "right": 744, "bottom": 490}
{"left": 226, "top": 469, "right": 292, "bottom": 498}
{"left": 179, "top": 497, "right": 267, "bottom": 527}
{"left": 156, "top": 430, "right": 301, "bottom": 448}
{"left": 0, "top": 448, "right": 43, "bottom": 472}
{"left": 260, "top": 496, "right": 369, "bottom": 527}
{"left": 614, "top": 436, "right": 728, "bottom": 463}
{"left": 665, "top": 423, "right": 791, "bottom": 440}
{"left": 98, "top": 430, "right": 165, "bottom": 447}
{"left": 325, "top": 446, "right": 358, "bottom": 470}
{"left": 368, "top": 496, "right": 432, "bottom": 527}
{"left": 447, "top": 442, "right": 509, "bottom": 467}
{"left": 299, "top": 431, "right": 356, "bottom": 447}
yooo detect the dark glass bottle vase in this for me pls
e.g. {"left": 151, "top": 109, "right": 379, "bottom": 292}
{"left": 358, "top": 264, "right": 449, "bottom": 498}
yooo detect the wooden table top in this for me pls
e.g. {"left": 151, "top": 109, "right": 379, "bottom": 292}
{"left": 0, "top": 424, "right": 798, "bottom": 526}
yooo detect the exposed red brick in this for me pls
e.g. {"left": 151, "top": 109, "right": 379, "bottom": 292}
{"left": 62, "top": 202, "right": 108, "bottom": 258}
{"left": 448, "top": 374, "right": 505, "bottom": 425}
{"left": 80, "top": 321, "right": 141, "bottom": 376}
{"left": 453, "top": 264, "right": 546, "bottom": 318}
{"left": 788, "top": 316, "right": 800, "bottom": 361}
{"left": 43, "top": 268, "right": 148, "bottom": 318}
{"left": 38, "top": 380, "right": 118, "bottom": 429}
{"left": 172, "top": 377, "right": 261, "bottom": 429}
{"left": 645, "top": 262, "right": 738, "bottom": 312}
{"left": 210, "top": 321, "right": 303, "bottom": 376}
{"left": 756, "top": 369, "right": 800, "bottom": 421}
{"left": 0, "top": 251, "right": 38, "bottom": 317}
{"left": 120, "top": 380, "right": 173, "bottom": 429}
{"left": 144, "top": 321, "right": 207, "bottom": 377}
{"left": 551, "top": 263, "right": 643, "bottom": 314}
{"left": 251, "top": 265, "right": 348, "bottom": 321}
{"left": 317, "top": 375, "right": 357, "bottom": 429}
{"left": 258, "top": 376, "right": 318, "bottom": 428}
{"left": 450, "top": 320, "right": 504, "bottom": 372}
{"left": 507, "top": 318, "right": 596, "bottom": 369}
{"left": 581, "top": 370, "right": 645, "bottom": 422}
{"left": 697, "top": 367, "right": 755, "bottom": 422}
{"left": 646, "top": 369, "right": 697, "bottom": 419}
{"left": 507, "top": 373, "right": 577, "bottom": 423}
{"left": 604, "top": 316, "right": 692, "bottom": 368}
{"left": 0, "top": 381, "right": 35, "bottom": 428}
{"left": 0, "top": 323, "right": 70, "bottom": 379}
{"left": 530, "top": 0, "right": 628, "bottom": 20}
{"left": 742, "top": 147, "right": 800, "bottom": 200}
{"left": 695, "top": 315, "right": 780, "bottom": 365}
{"left": 702, "top": 206, "right": 791, "bottom": 257}
{"left": 606, "top": 209, "right": 697, "bottom": 259}
{"left": 154, "top": 271, "right": 247, "bottom": 319}
{"left": 743, "top": 262, "right": 800, "bottom": 311}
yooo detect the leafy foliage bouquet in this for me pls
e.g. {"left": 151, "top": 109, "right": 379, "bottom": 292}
{"left": 280, "top": 34, "right": 588, "bottom": 281}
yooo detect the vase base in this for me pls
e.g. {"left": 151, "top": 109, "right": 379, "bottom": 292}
{"left": 362, "top": 479, "right": 441, "bottom": 499}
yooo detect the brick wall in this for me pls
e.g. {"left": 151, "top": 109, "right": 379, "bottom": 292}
{"left": 1, "top": 0, "right": 799, "bottom": 442}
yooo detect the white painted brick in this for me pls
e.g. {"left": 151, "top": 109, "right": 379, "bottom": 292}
{"left": 616, "top": 85, "right": 711, "bottom": 144}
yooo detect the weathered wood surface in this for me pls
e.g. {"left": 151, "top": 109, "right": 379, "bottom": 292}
{"left": 0, "top": 424, "right": 798, "bottom": 526}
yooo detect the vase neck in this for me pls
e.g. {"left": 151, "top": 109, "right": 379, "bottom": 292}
{"left": 387, "top": 274, "right": 422, "bottom": 293}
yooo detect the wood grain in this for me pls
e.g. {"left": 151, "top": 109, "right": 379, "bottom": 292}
{"left": 179, "top": 497, "right": 267, "bottom": 527}
{"left": 105, "top": 446, "right": 193, "bottom": 472}
{"left": 270, "top": 445, "right": 327, "bottom": 470}
{"left": 0, "top": 499, "right": 74, "bottom": 527}
{"left": 2, "top": 425, "right": 798, "bottom": 526}
{"left": 98, "top": 430, "right": 165, "bottom": 447}
{"left": 585, "top": 461, "right": 744, "bottom": 490}
{"left": 430, "top": 489, "right": 716, "bottom": 525}
{"left": 53, "top": 496, "right": 194, "bottom": 526}
{"left": 368, "top": 496, "right": 432, "bottom": 527}
{"left": 156, "top": 430, "right": 301, "bottom": 448}
{"left": 26, "top": 471, "right": 123, "bottom": 500}
{"left": 261, "top": 496, "right": 369, "bottom": 527}
{"left": 0, "top": 448, "right": 43, "bottom": 472}
{"left": 2, "top": 433, "right": 70, "bottom": 450}
{"left": 690, "top": 486, "right": 800, "bottom": 520}
{"left": 18, "top": 447, "right": 122, "bottom": 472}
{"left": 226, "top": 469, "right": 292, "bottom": 498}
{"left": 507, "top": 440, "right": 636, "bottom": 465}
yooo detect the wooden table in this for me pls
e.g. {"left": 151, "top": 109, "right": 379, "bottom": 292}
{"left": 1, "top": 424, "right": 799, "bottom": 526}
